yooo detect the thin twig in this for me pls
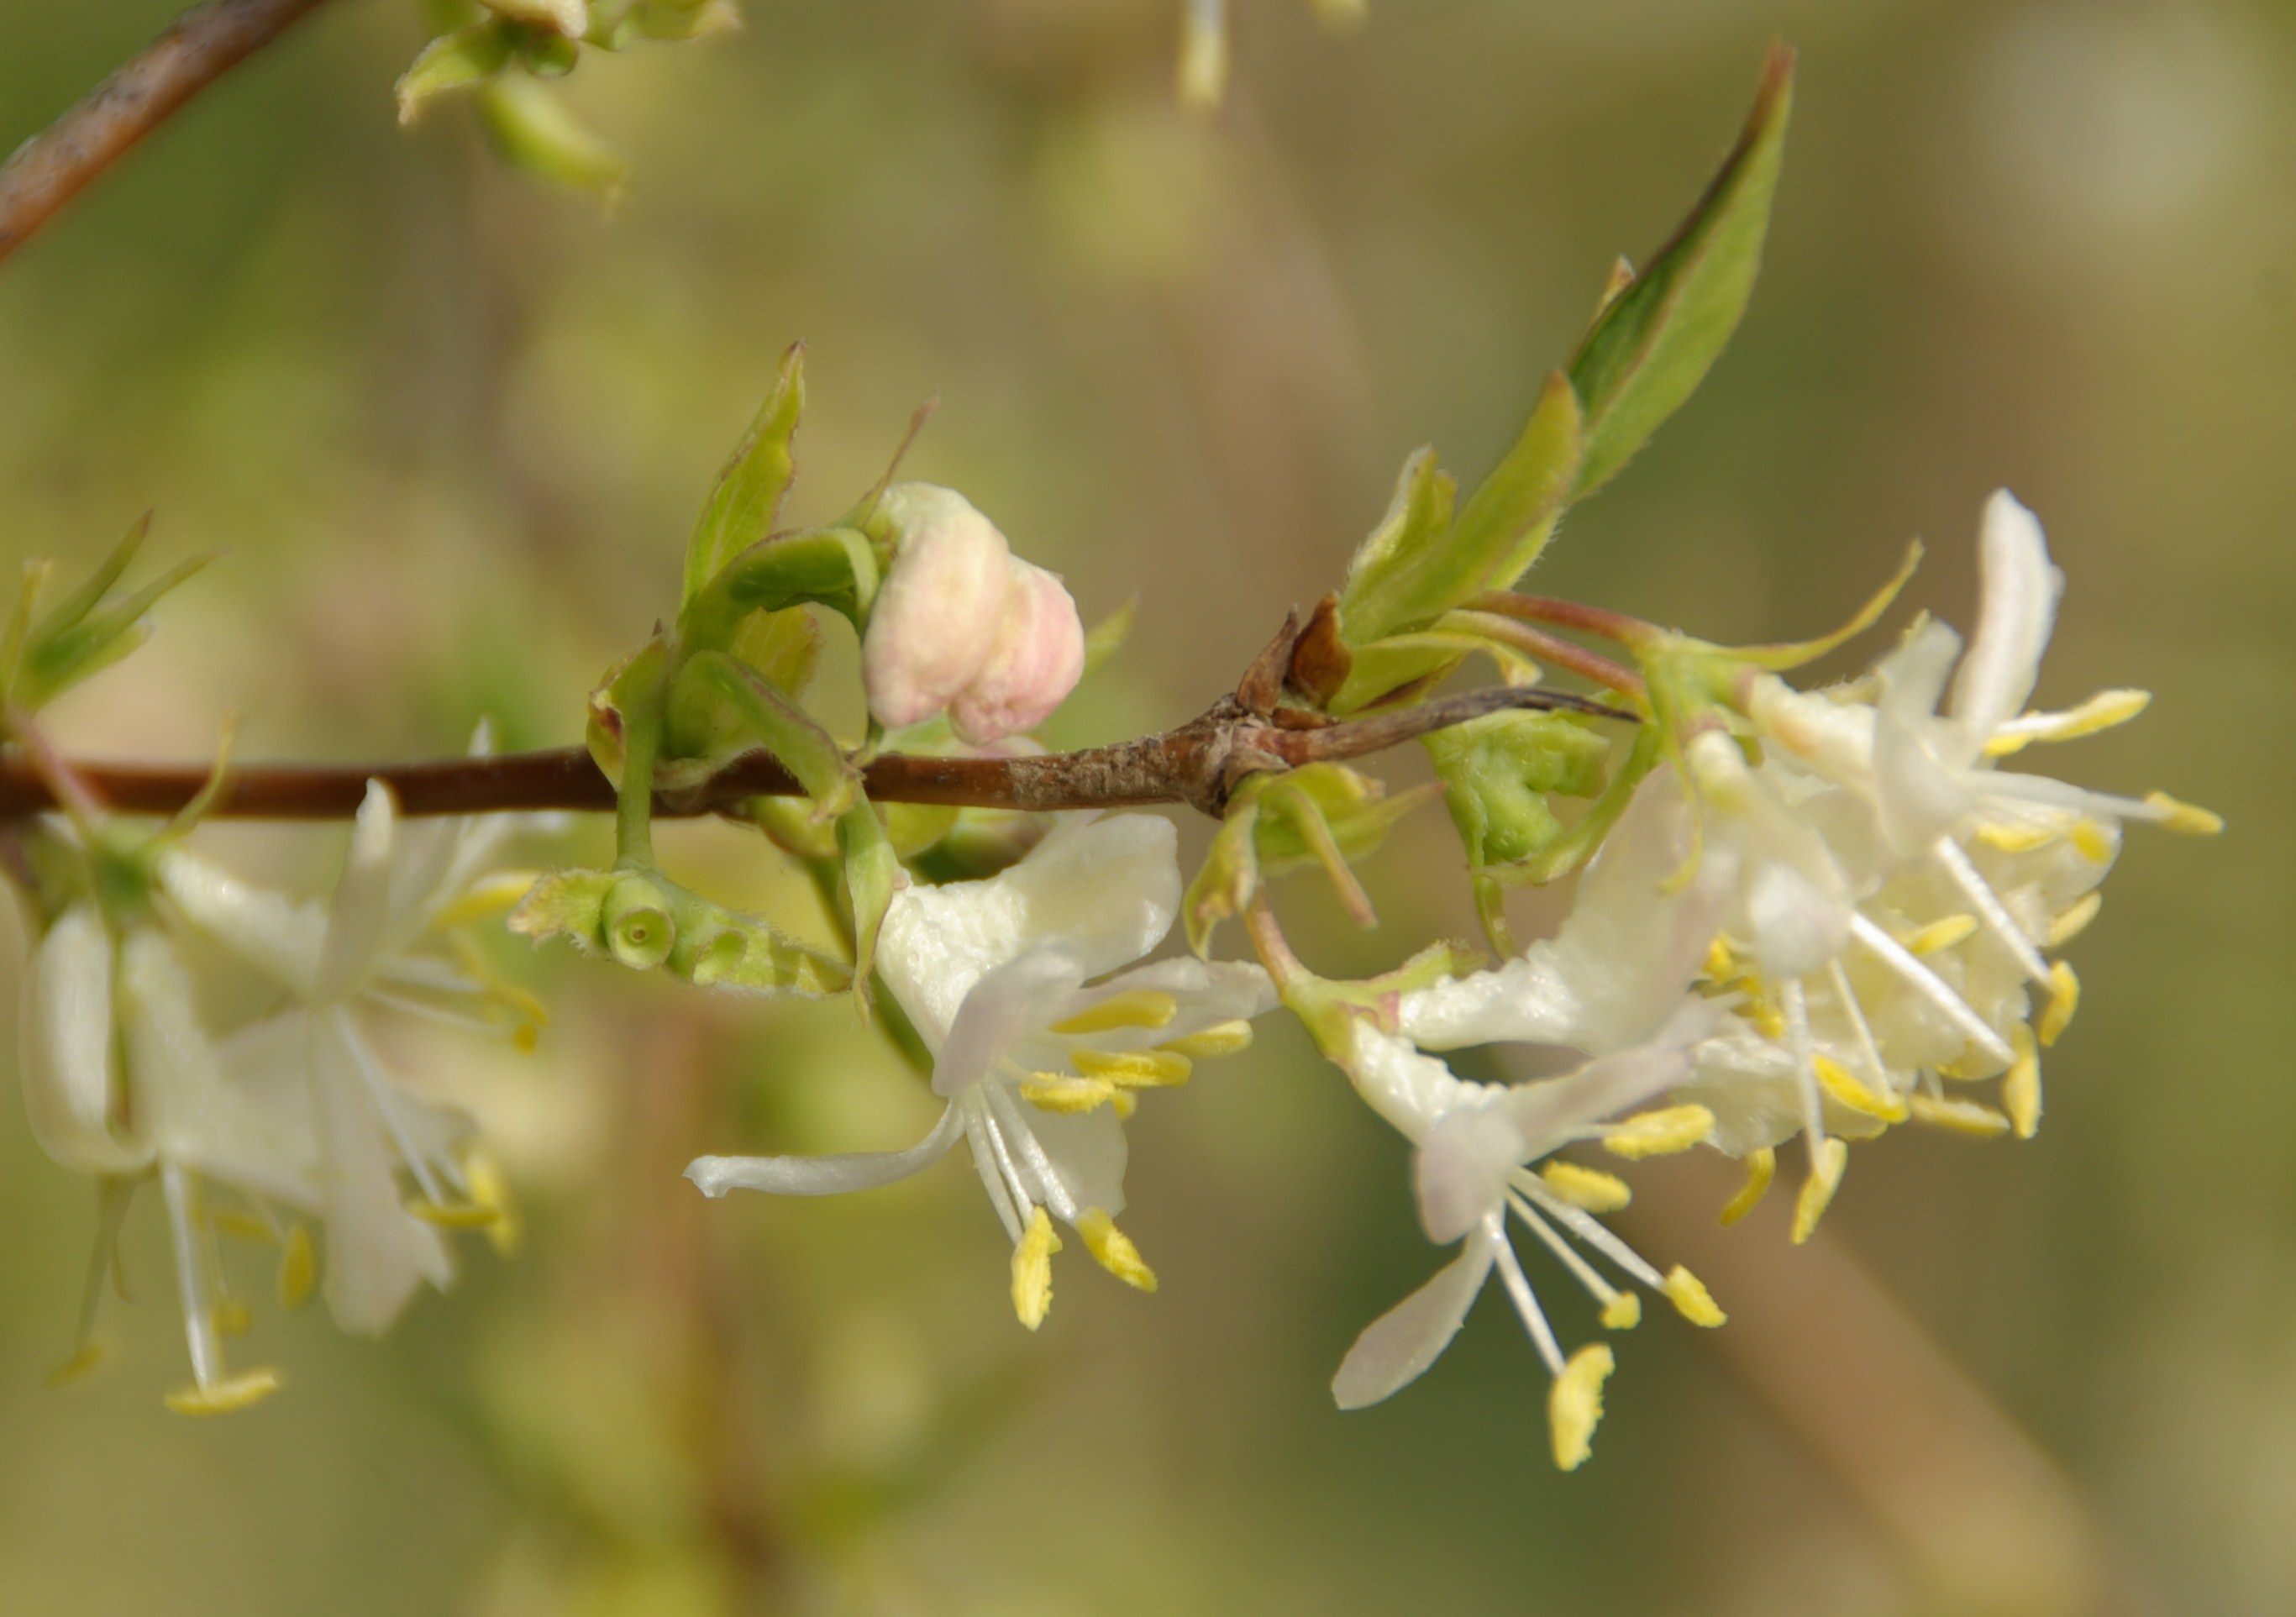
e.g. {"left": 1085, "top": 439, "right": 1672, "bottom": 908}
{"left": 0, "top": 0, "right": 333, "bottom": 264}
{"left": 0, "top": 684, "right": 1631, "bottom": 823}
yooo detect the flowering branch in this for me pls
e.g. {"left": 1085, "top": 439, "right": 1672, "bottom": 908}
{"left": 0, "top": 681, "right": 1625, "bottom": 823}
{"left": 0, "top": 0, "right": 334, "bottom": 264}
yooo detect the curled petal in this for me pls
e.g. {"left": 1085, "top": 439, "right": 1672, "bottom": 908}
{"left": 1874, "top": 620, "right": 1977, "bottom": 855}
{"left": 949, "top": 560, "right": 1086, "bottom": 744}
{"left": 313, "top": 783, "right": 402, "bottom": 1002}
{"left": 686, "top": 1100, "right": 966, "bottom": 1197}
{"left": 1332, "top": 1226, "right": 1498, "bottom": 1410}
{"left": 933, "top": 945, "right": 1090, "bottom": 1096}
{"left": 1951, "top": 491, "right": 2062, "bottom": 743}
{"left": 862, "top": 485, "right": 1011, "bottom": 729}
{"left": 1415, "top": 1106, "right": 1526, "bottom": 1244}
{"left": 20, "top": 906, "right": 151, "bottom": 1175}
{"left": 308, "top": 1012, "right": 449, "bottom": 1335}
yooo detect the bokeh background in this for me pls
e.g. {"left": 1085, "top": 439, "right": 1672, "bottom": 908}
{"left": 3, "top": 0, "right": 2291, "bottom": 1611}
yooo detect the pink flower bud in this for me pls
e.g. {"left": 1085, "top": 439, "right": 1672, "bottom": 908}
{"left": 862, "top": 485, "right": 1012, "bottom": 730}
{"left": 949, "top": 559, "right": 1085, "bottom": 745}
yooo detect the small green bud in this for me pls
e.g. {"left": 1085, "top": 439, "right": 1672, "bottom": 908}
{"left": 602, "top": 874, "right": 677, "bottom": 969}
{"left": 1423, "top": 710, "right": 1610, "bottom": 870}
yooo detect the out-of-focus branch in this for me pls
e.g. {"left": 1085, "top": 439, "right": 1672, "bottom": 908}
{"left": 1622, "top": 1154, "right": 2146, "bottom": 1617}
{"left": 0, "top": 0, "right": 334, "bottom": 264}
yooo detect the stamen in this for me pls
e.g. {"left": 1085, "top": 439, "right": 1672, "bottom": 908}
{"left": 1486, "top": 1215, "right": 1566, "bottom": 1377}
{"left": 1020, "top": 1073, "right": 1122, "bottom": 1114}
{"left": 163, "top": 1369, "right": 283, "bottom": 1416}
{"left": 2071, "top": 821, "right": 2115, "bottom": 864}
{"left": 1516, "top": 1179, "right": 1666, "bottom": 1290}
{"left": 962, "top": 1112, "right": 1027, "bottom": 1244}
{"left": 161, "top": 1164, "right": 223, "bottom": 1395}
{"left": 1069, "top": 1048, "right": 1193, "bottom": 1089}
{"left": 2001, "top": 1026, "right": 2041, "bottom": 1139}
{"left": 46, "top": 1341, "right": 109, "bottom": 1388}
{"left": 1974, "top": 821, "right": 2055, "bottom": 854}
{"left": 1849, "top": 914, "right": 2015, "bottom": 1066}
{"left": 1548, "top": 1344, "right": 1615, "bottom": 1473}
{"left": 1662, "top": 1265, "right": 1726, "bottom": 1327}
{"left": 212, "top": 1299, "right": 252, "bottom": 1337}
{"left": 1719, "top": 1147, "right": 1774, "bottom": 1226}
{"left": 1781, "top": 979, "right": 1828, "bottom": 1154}
{"left": 1814, "top": 1053, "right": 1907, "bottom": 1124}
{"left": 1159, "top": 1021, "right": 1254, "bottom": 1059}
{"left": 1505, "top": 1193, "right": 1635, "bottom": 1324}
{"left": 1010, "top": 1206, "right": 1062, "bottom": 1330}
{"left": 975, "top": 1104, "right": 1040, "bottom": 1236}
{"left": 431, "top": 870, "right": 544, "bottom": 929}
{"left": 1050, "top": 991, "right": 1180, "bottom": 1036}
{"left": 2048, "top": 892, "right": 2103, "bottom": 948}
{"left": 1902, "top": 914, "right": 1978, "bottom": 956}
{"left": 1906, "top": 1093, "right": 2011, "bottom": 1137}
{"left": 2143, "top": 791, "right": 2223, "bottom": 836}
{"left": 1076, "top": 1209, "right": 1157, "bottom": 1292}
{"left": 986, "top": 1086, "right": 1082, "bottom": 1224}
{"left": 2039, "top": 961, "right": 2079, "bottom": 1047}
{"left": 1600, "top": 1105, "right": 1715, "bottom": 1159}
{"left": 1983, "top": 689, "right": 2151, "bottom": 755}
{"left": 277, "top": 1226, "right": 318, "bottom": 1310}
{"left": 1827, "top": 960, "right": 1894, "bottom": 1099}
{"left": 339, "top": 1017, "right": 455, "bottom": 1205}
{"left": 1935, "top": 838, "right": 2049, "bottom": 984}
{"left": 1790, "top": 1138, "right": 1848, "bottom": 1245}
{"left": 465, "top": 1147, "right": 522, "bottom": 1257}
{"left": 406, "top": 1199, "right": 503, "bottom": 1230}
{"left": 1538, "top": 1160, "right": 1631, "bottom": 1214}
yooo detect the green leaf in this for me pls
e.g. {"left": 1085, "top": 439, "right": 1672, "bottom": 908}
{"left": 396, "top": 23, "right": 516, "bottom": 124}
{"left": 679, "top": 525, "right": 879, "bottom": 648}
{"left": 11, "top": 519, "right": 220, "bottom": 712}
{"left": 674, "top": 649, "right": 855, "bottom": 813}
{"left": 1183, "top": 795, "right": 1263, "bottom": 958}
{"left": 1325, "top": 626, "right": 1546, "bottom": 717}
{"left": 1335, "top": 372, "right": 1582, "bottom": 650}
{"left": 1337, "top": 448, "right": 1455, "bottom": 622}
{"left": 838, "top": 801, "right": 900, "bottom": 1002}
{"left": 508, "top": 868, "right": 619, "bottom": 945}
{"left": 1421, "top": 710, "right": 1610, "bottom": 871}
{"left": 475, "top": 75, "right": 628, "bottom": 205}
{"left": 1568, "top": 43, "right": 1794, "bottom": 498}
{"left": 684, "top": 347, "right": 806, "bottom": 607}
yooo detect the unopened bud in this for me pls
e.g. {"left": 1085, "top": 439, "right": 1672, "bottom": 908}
{"left": 862, "top": 485, "right": 1011, "bottom": 730}
{"left": 948, "top": 560, "right": 1085, "bottom": 745}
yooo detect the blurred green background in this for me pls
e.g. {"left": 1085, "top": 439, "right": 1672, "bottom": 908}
{"left": 3, "top": 1, "right": 2291, "bottom": 1612}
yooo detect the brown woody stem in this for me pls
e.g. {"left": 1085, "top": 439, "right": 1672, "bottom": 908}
{"left": 0, "top": 685, "right": 1630, "bottom": 824}
{"left": 0, "top": 0, "right": 333, "bottom": 264}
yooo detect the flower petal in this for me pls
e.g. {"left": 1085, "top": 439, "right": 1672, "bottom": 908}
{"left": 877, "top": 814, "right": 1180, "bottom": 1035}
{"left": 1031, "top": 957, "right": 1275, "bottom": 1055}
{"left": 20, "top": 906, "right": 151, "bottom": 1175}
{"left": 313, "top": 782, "right": 402, "bottom": 1003}
{"left": 1875, "top": 620, "right": 1977, "bottom": 855}
{"left": 686, "top": 1100, "right": 965, "bottom": 1197}
{"left": 156, "top": 848, "right": 326, "bottom": 997}
{"left": 144, "top": 992, "right": 322, "bottom": 1214}
{"left": 308, "top": 1011, "right": 449, "bottom": 1335}
{"left": 1332, "top": 1226, "right": 1497, "bottom": 1410}
{"left": 1951, "top": 491, "right": 2062, "bottom": 743}
{"left": 1415, "top": 1105, "right": 1525, "bottom": 1244}
{"left": 932, "top": 943, "right": 1090, "bottom": 1096}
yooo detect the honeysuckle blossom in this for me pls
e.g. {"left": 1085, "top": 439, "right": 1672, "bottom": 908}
{"left": 860, "top": 483, "right": 1085, "bottom": 746}
{"left": 1309, "top": 770, "right": 1733, "bottom": 1467}
{"left": 19, "top": 898, "right": 315, "bottom": 1412}
{"left": 687, "top": 813, "right": 1273, "bottom": 1327}
{"left": 158, "top": 775, "right": 535, "bottom": 1337}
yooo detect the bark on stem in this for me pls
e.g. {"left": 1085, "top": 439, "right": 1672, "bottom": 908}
{"left": 0, "top": 0, "right": 333, "bottom": 264}
{"left": 0, "top": 685, "right": 1629, "bottom": 823}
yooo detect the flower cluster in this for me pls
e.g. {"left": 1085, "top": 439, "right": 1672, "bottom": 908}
{"left": 14, "top": 758, "right": 535, "bottom": 1412}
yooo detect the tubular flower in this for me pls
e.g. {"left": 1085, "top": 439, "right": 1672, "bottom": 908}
{"left": 19, "top": 900, "right": 309, "bottom": 1413}
{"left": 860, "top": 483, "right": 1085, "bottom": 745}
{"left": 687, "top": 814, "right": 1273, "bottom": 1328}
{"left": 1679, "top": 490, "right": 2220, "bottom": 1231}
{"left": 158, "top": 776, "right": 537, "bottom": 1335}
{"left": 1313, "top": 770, "right": 1733, "bottom": 1467}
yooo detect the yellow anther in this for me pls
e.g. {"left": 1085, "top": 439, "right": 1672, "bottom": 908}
{"left": 1021, "top": 1074, "right": 1121, "bottom": 1115}
{"left": 2048, "top": 892, "right": 2103, "bottom": 948}
{"left": 1790, "top": 1139, "right": 1848, "bottom": 1246}
{"left": 1975, "top": 822, "right": 2055, "bottom": 855}
{"left": 1719, "top": 1147, "right": 1774, "bottom": 1226}
{"left": 211, "top": 1210, "right": 275, "bottom": 1244}
{"left": 1076, "top": 1209, "right": 1158, "bottom": 1293}
{"left": 212, "top": 1299, "right": 252, "bottom": 1338}
{"left": 2003, "top": 1026, "right": 2041, "bottom": 1140}
{"left": 1983, "top": 689, "right": 2152, "bottom": 756}
{"left": 407, "top": 1199, "right": 503, "bottom": 1231}
{"left": 1539, "top": 1160, "right": 1632, "bottom": 1214}
{"left": 1663, "top": 1265, "right": 1726, "bottom": 1328}
{"left": 1050, "top": 990, "right": 1180, "bottom": 1036}
{"left": 512, "top": 1023, "right": 540, "bottom": 1054}
{"left": 45, "top": 1340, "right": 109, "bottom": 1389}
{"left": 1011, "top": 1206, "right": 1062, "bottom": 1331}
{"left": 1902, "top": 914, "right": 1978, "bottom": 956}
{"left": 1159, "top": 1020, "right": 1255, "bottom": 1059}
{"left": 1602, "top": 1105, "right": 1715, "bottom": 1160}
{"left": 1907, "top": 1092, "right": 2012, "bottom": 1137}
{"left": 463, "top": 1152, "right": 522, "bottom": 1257}
{"left": 2071, "top": 819, "right": 2115, "bottom": 864}
{"left": 1814, "top": 1054, "right": 1908, "bottom": 1124}
{"left": 1702, "top": 937, "right": 1737, "bottom": 983}
{"left": 448, "top": 933, "right": 551, "bottom": 1038}
{"left": 2145, "top": 791, "right": 2223, "bottom": 836}
{"left": 2039, "top": 961, "right": 2079, "bottom": 1047}
{"left": 163, "top": 1368, "right": 284, "bottom": 1416}
{"left": 432, "top": 870, "right": 544, "bottom": 929}
{"left": 1744, "top": 997, "right": 1786, "bottom": 1040}
{"left": 1548, "top": 1344, "right": 1615, "bottom": 1473}
{"left": 277, "top": 1225, "right": 318, "bottom": 1310}
{"left": 1600, "top": 1291, "right": 1642, "bottom": 1331}
{"left": 1069, "top": 1047, "right": 1193, "bottom": 1089}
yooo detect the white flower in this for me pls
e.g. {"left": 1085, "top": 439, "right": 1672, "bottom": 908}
{"left": 1312, "top": 772, "right": 1735, "bottom": 1467}
{"left": 687, "top": 814, "right": 1273, "bottom": 1328}
{"left": 18, "top": 901, "right": 313, "bottom": 1412}
{"left": 159, "top": 777, "right": 533, "bottom": 1336}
